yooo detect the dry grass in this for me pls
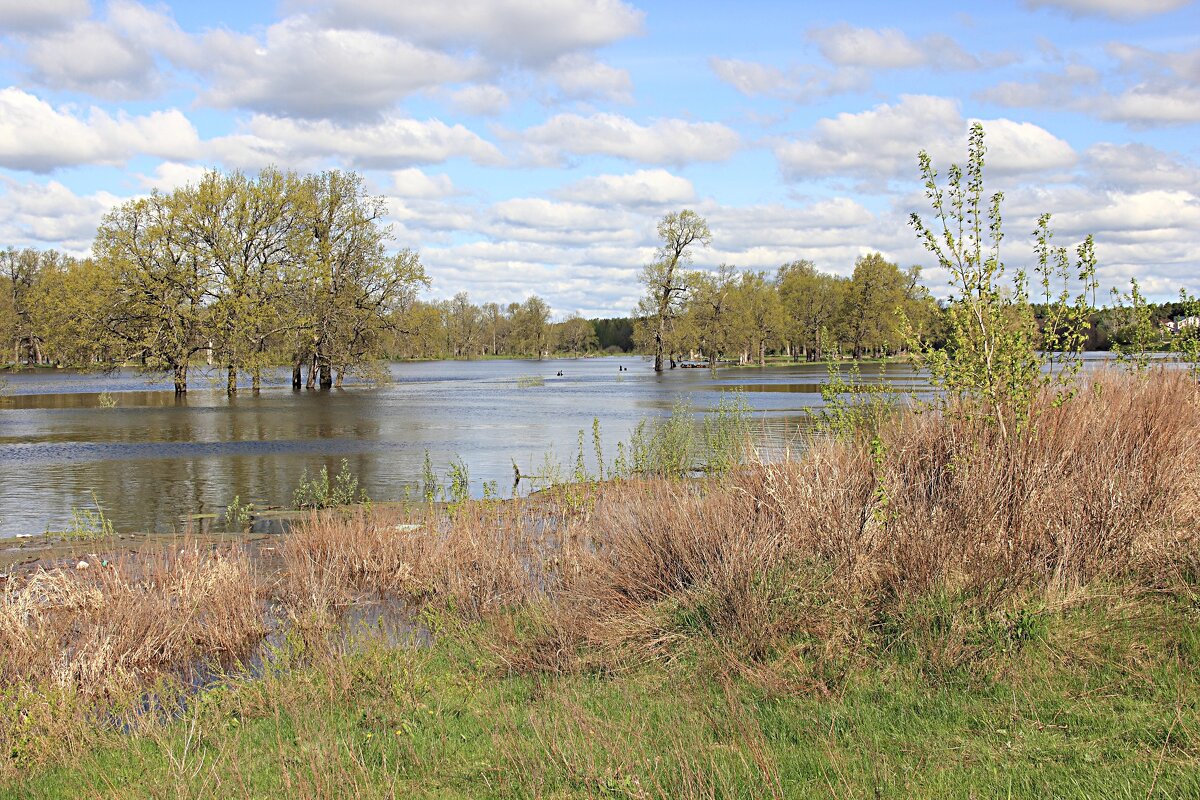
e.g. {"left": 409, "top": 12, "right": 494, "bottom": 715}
{"left": 550, "top": 370, "right": 1200, "bottom": 666}
{"left": 0, "top": 544, "right": 266, "bottom": 773}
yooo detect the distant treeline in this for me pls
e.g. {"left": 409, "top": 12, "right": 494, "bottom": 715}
{"left": 1, "top": 168, "right": 1194, "bottom": 390}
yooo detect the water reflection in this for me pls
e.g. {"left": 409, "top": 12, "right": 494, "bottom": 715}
{"left": 1, "top": 357, "right": 920, "bottom": 537}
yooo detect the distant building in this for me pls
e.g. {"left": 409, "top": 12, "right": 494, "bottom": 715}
{"left": 1164, "top": 316, "right": 1200, "bottom": 333}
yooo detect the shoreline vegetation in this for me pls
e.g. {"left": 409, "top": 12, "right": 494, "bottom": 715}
{"left": 3, "top": 128, "right": 1200, "bottom": 798}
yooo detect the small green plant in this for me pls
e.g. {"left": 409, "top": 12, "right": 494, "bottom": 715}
{"left": 224, "top": 495, "right": 255, "bottom": 529}
{"left": 446, "top": 458, "right": 470, "bottom": 512}
{"left": 812, "top": 361, "right": 898, "bottom": 440}
{"left": 61, "top": 492, "right": 115, "bottom": 540}
{"left": 421, "top": 449, "right": 438, "bottom": 503}
{"left": 97, "top": 391, "right": 117, "bottom": 408}
{"left": 592, "top": 417, "right": 605, "bottom": 481}
{"left": 294, "top": 459, "right": 368, "bottom": 510}
{"left": 1111, "top": 277, "right": 1157, "bottom": 372}
{"left": 516, "top": 374, "right": 544, "bottom": 388}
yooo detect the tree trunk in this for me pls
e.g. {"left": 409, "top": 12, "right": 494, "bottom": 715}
{"left": 226, "top": 365, "right": 238, "bottom": 396}
{"left": 335, "top": 367, "right": 345, "bottom": 388}
{"left": 319, "top": 360, "right": 332, "bottom": 389}
{"left": 252, "top": 368, "right": 261, "bottom": 393}
{"left": 292, "top": 360, "right": 302, "bottom": 390}
{"left": 654, "top": 324, "right": 665, "bottom": 372}
{"left": 306, "top": 352, "right": 317, "bottom": 390}
{"left": 173, "top": 364, "right": 188, "bottom": 395}
{"left": 759, "top": 338, "right": 766, "bottom": 367}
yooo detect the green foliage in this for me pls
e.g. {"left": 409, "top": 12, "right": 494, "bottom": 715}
{"left": 908, "top": 123, "right": 1097, "bottom": 435}
{"left": 58, "top": 493, "right": 115, "bottom": 540}
{"left": 224, "top": 495, "right": 255, "bottom": 529}
{"left": 421, "top": 450, "right": 439, "bottom": 503}
{"left": 293, "top": 459, "right": 367, "bottom": 510}
{"left": 96, "top": 391, "right": 117, "bottom": 409}
{"left": 814, "top": 361, "right": 899, "bottom": 439}
{"left": 445, "top": 459, "right": 470, "bottom": 512}
{"left": 1110, "top": 277, "right": 1157, "bottom": 372}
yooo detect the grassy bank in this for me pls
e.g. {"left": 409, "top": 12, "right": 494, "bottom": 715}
{"left": 2, "top": 371, "right": 1198, "bottom": 797}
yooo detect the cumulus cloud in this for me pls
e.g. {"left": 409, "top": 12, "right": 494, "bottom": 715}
{"left": 0, "top": 0, "right": 89, "bottom": 32}
{"left": 1023, "top": 0, "right": 1193, "bottom": 19}
{"left": 23, "top": 20, "right": 158, "bottom": 99}
{"left": 307, "top": 0, "right": 644, "bottom": 65}
{"left": 709, "top": 57, "right": 869, "bottom": 102}
{"left": 134, "top": 162, "right": 211, "bottom": 192}
{"left": 1084, "top": 143, "right": 1200, "bottom": 191}
{"left": 390, "top": 168, "right": 457, "bottom": 199}
{"left": 0, "top": 88, "right": 200, "bottom": 172}
{"left": 0, "top": 178, "right": 122, "bottom": 252}
{"left": 209, "top": 114, "right": 505, "bottom": 170}
{"left": 545, "top": 54, "right": 633, "bottom": 103}
{"left": 807, "top": 24, "right": 1011, "bottom": 71}
{"left": 198, "top": 17, "right": 482, "bottom": 119}
{"left": 555, "top": 169, "right": 696, "bottom": 207}
{"left": 774, "top": 95, "right": 1076, "bottom": 181}
{"left": 447, "top": 84, "right": 510, "bottom": 116}
{"left": 520, "top": 113, "right": 741, "bottom": 166}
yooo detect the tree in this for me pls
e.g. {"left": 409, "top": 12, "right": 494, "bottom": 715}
{"left": 909, "top": 123, "right": 1097, "bottom": 436}
{"left": 95, "top": 192, "right": 212, "bottom": 393}
{"left": 841, "top": 253, "right": 908, "bottom": 358}
{"left": 557, "top": 314, "right": 599, "bottom": 356}
{"left": 639, "top": 210, "right": 711, "bottom": 372}
{"left": 684, "top": 264, "right": 740, "bottom": 366}
{"left": 731, "top": 270, "right": 785, "bottom": 366}
{"left": 293, "top": 170, "right": 425, "bottom": 389}
{"left": 1, "top": 247, "right": 50, "bottom": 364}
{"left": 776, "top": 260, "right": 845, "bottom": 361}
{"left": 511, "top": 295, "right": 551, "bottom": 357}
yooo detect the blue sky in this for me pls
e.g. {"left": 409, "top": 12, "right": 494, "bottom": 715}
{"left": 1, "top": 0, "right": 1197, "bottom": 317}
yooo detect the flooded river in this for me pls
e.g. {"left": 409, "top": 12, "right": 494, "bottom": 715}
{"left": 0, "top": 357, "right": 920, "bottom": 537}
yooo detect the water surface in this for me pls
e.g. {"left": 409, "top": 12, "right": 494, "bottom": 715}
{"left": 0, "top": 358, "right": 918, "bottom": 537}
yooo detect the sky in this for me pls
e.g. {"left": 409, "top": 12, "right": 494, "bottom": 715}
{"left": 0, "top": 0, "right": 1197, "bottom": 318}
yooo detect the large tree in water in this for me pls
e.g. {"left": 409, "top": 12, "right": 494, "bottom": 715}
{"left": 639, "top": 210, "right": 710, "bottom": 372}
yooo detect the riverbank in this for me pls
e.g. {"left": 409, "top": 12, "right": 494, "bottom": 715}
{"left": 2, "top": 370, "right": 1198, "bottom": 797}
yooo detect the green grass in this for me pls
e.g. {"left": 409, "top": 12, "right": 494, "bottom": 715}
{"left": 7, "top": 590, "right": 1198, "bottom": 799}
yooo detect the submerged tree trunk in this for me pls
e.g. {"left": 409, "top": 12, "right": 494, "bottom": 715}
{"left": 173, "top": 363, "right": 188, "bottom": 394}
{"left": 319, "top": 360, "right": 332, "bottom": 389}
{"left": 292, "top": 360, "right": 302, "bottom": 390}
{"left": 226, "top": 365, "right": 237, "bottom": 396}
{"left": 306, "top": 352, "right": 317, "bottom": 390}
{"left": 335, "top": 367, "right": 345, "bottom": 388}
{"left": 251, "top": 368, "right": 261, "bottom": 393}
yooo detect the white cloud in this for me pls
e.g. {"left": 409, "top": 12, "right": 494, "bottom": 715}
{"left": 23, "top": 20, "right": 158, "bottom": 99}
{"left": 0, "top": 178, "right": 121, "bottom": 252}
{"left": 976, "top": 64, "right": 1100, "bottom": 107}
{"left": 198, "top": 17, "right": 482, "bottom": 119}
{"left": 555, "top": 169, "right": 696, "bottom": 207}
{"left": 809, "top": 24, "right": 927, "bottom": 69}
{"left": 135, "top": 162, "right": 211, "bottom": 192}
{"left": 0, "top": 0, "right": 89, "bottom": 32}
{"left": 544, "top": 54, "right": 633, "bottom": 103}
{"left": 709, "top": 57, "right": 869, "bottom": 102}
{"left": 0, "top": 88, "right": 200, "bottom": 172}
{"left": 309, "top": 0, "right": 644, "bottom": 65}
{"left": 1023, "top": 0, "right": 1193, "bottom": 19}
{"left": 209, "top": 114, "right": 505, "bottom": 170}
{"left": 448, "top": 84, "right": 510, "bottom": 116}
{"left": 774, "top": 95, "right": 1075, "bottom": 180}
{"left": 520, "top": 113, "right": 741, "bottom": 166}
{"left": 1091, "top": 85, "right": 1200, "bottom": 125}
{"left": 1084, "top": 143, "right": 1200, "bottom": 191}
{"left": 807, "top": 24, "right": 1008, "bottom": 71}
{"left": 390, "top": 168, "right": 457, "bottom": 199}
